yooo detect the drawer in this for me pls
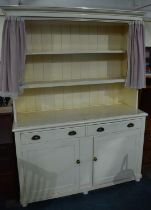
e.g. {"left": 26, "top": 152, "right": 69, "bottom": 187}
{"left": 145, "top": 116, "right": 151, "bottom": 131}
{"left": 0, "top": 172, "right": 19, "bottom": 199}
{"left": 0, "top": 144, "right": 14, "bottom": 159}
{"left": 142, "top": 150, "right": 151, "bottom": 167}
{"left": 0, "top": 144, "right": 17, "bottom": 174}
{"left": 86, "top": 119, "right": 141, "bottom": 136}
{"left": 0, "top": 158, "right": 14, "bottom": 173}
{"left": 21, "top": 126, "right": 85, "bottom": 144}
{"left": 0, "top": 113, "right": 13, "bottom": 144}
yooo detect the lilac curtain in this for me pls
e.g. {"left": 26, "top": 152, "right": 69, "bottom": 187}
{"left": 0, "top": 16, "right": 26, "bottom": 98}
{"left": 125, "top": 21, "right": 146, "bottom": 89}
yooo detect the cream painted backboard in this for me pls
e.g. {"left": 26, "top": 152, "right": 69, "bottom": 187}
{"left": 14, "top": 20, "right": 138, "bottom": 122}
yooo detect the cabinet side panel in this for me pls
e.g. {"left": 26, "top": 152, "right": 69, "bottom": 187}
{"left": 119, "top": 88, "right": 138, "bottom": 109}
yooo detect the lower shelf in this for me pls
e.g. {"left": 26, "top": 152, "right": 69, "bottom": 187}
{"left": 13, "top": 104, "right": 146, "bottom": 131}
{"left": 21, "top": 78, "right": 125, "bottom": 89}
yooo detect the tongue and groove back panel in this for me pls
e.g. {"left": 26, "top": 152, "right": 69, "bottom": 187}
{"left": 15, "top": 20, "right": 137, "bottom": 115}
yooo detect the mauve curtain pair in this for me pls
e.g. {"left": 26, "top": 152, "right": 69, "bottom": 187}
{"left": 125, "top": 21, "right": 146, "bottom": 89}
{"left": 0, "top": 16, "right": 26, "bottom": 98}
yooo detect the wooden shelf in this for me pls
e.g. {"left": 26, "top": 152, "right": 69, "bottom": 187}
{"left": 26, "top": 50, "right": 126, "bottom": 56}
{"left": 13, "top": 104, "right": 146, "bottom": 131}
{"left": 0, "top": 106, "right": 12, "bottom": 114}
{"left": 21, "top": 78, "right": 125, "bottom": 89}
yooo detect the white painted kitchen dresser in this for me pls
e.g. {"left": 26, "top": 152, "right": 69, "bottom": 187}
{"left": 7, "top": 7, "right": 147, "bottom": 207}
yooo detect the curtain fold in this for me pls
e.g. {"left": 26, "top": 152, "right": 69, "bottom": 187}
{"left": 0, "top": 16, "right": 26, "bottom": 98}
{"left": 125, "top": 21, "right": 146, "bottom": 89}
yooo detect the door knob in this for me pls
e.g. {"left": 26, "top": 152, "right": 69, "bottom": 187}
{"left": 76, "top": 160, "right": 80, "bottom": 164}
{"left": 93, "top": 157, "right": 98, "bottom": 161}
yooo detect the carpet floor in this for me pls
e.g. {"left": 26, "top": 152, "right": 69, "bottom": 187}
{"left": 1, "top": 171, "right": 151, "bottom": 210}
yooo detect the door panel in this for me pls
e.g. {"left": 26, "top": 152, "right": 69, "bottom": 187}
{"left": 93, "top": 130, "right": 139, "bottom": 185}
{"left": 22, "top": 139, "right": 79, "bottom": 201}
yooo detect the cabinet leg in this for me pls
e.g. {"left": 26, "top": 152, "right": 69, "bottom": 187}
{"left": 83, "top": 191, "right": 88, "bottom": 195}
{"left": 135, "top": 178, "right": 141, "bottom": 182}
{"left": 135, "top": 174, "right": 142, "bottom": 182}
{"left": 21, "top": 201, "right": 28, "bottom": 207}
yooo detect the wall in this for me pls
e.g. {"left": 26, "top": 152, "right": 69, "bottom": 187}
{"left": 134, "top": 0, "right": 151, "bottom": 8}
{"left": 133, "top": 0, "right": 151, "bottom": 17}
{"left": 134, "top": 0, "right": 151, "bottom": 13}
{"left": 0, "top": 0, "right": 134, "bottom": 10}
{"left": 0, "top": 0, "right": 18, "bottom": 5}
{"left": 21, "top": 0, "right": 134, "bottom": 9}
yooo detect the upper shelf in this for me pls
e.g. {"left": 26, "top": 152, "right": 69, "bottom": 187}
{"left": 26, "top": 50, "right": 126, "bottom": 56}
{"left": 21, "top": 78, "right": 125, "bottom": 89}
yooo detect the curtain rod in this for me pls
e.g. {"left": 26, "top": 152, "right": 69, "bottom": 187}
{"left": 1, "top": 6, "right": 143, "bottom": 22}
{"left": 10, "top": 13, "right": 143, "bottom": 22}
{"left": 23, "top": 17, "right": 131, "bottom": 23}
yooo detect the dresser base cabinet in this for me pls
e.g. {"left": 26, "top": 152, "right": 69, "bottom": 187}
{"left": 14, "top": 116, "right": 146, "bottom": 207}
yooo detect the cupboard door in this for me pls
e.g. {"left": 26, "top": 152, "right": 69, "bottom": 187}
{"left": 22, "top": 138, "right": 80, "bottom": 202}
{"left": 93, "top": 130, "right": 139, "bottom": 186}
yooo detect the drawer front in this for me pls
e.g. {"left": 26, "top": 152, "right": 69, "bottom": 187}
{"left": 21, "top": 126, "right": 85, "bottom": 144}
{"left": 0, "top": 172, "right": 18, "bottom": 198}
{"left": 0, "top": 113, "right": 13, "bottom": 144}
{"left": 0, "top": 144, "right": 16, "bottom": 173}
{"left": 0, "top": 158, "right": 14, "bottom": 173}
{"left": 86, "top": 119, "right": 141, "bottom": 136}
{"left": 145, "top": 116, "right": 151, "bottom": 131}
{"left": 0, "top": 144, "right": 14, "bottom": 159}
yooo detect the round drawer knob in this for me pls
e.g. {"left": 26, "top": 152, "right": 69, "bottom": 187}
{"left": 97, "top": 127, "right": 104, "bottom": 132}
{"left": 76, "top": 160, "right": 80, "bottom": 164}
{"left": 31, "top": 135, "right": 41, "bottom": 140}
{"left": 68, "top": 131, "right": 77, "bottom": 136}
{"left": 127, "top": 123, "right": 134, "bottom": 128}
